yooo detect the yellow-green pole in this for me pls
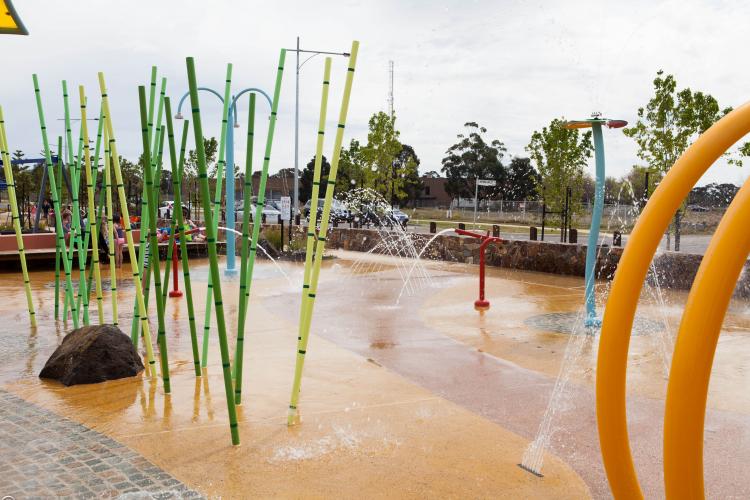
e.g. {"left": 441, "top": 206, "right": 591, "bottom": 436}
{"left": 138, "top": 88, "right": 171, "bottom": 393}
{"left": 98, "top": 72, "right": 157, "bottom": 377}
{"left": 63, "top": 82, "right": 90, "bottom": 326}
{"left": 289, "top": 42, "right": 359, "bottom": 424}
{"left": 186, "top": 56, "right": 240, "bottom": 444}
{"left": 200, "top": 63, "right": 233, "bottom": 367}
{"left": 0, "top": 106, "right": 36, "bottom": 327}
{"left": 233, "top": 52, "right": 287, "bottom": 401}
{"left": 79, "top": 87, "right": 104, "bottom": 324}
{"left": 32, "top": 74, "right": 78, "bottom": 329}
{"left": 294, "top": 58, "right": 331, "bottom": 378}
{"left": 103, "top": 126, "right": 118, "bottom": 326}
{"left": 164, "top": 101, "right": 201, "bottom": 375}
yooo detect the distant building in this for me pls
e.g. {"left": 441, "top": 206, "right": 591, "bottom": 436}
{"left": 417, "top": 176, "right": 452, "bottom": 208}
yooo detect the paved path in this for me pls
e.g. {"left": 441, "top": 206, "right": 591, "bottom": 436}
{"left": 0, "top": 389, "right": 201, "bottom": 499}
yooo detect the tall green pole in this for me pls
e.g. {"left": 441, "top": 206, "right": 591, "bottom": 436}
{"left": 79, "top": 87, "right": 104, "bottom": 324}
{"left": 0, "top": 106, "right": 37, "bottom": 327}
{"left": 132, "top": 77, "right": 167, "bottom": 343}
{"left": 54, "top": 136, "right": 62, "bottom": 320}
{"left": 98, "top": 72, "right": 157, "bottom": 377}
{"left": 232, "top": 93, "right": 255, "bottom": 403}
{"left": 289, "top": 41, "right": 359, "bottom": 424}
{"left": 138, "top": 89, "right": 171, "bottom": 393}
{"left": 186, "top": 56, "right": 241, "bottom": 445}
{"left": 233, "top": 53, "right": 286, "bottom": 399}
{"left": 164, "top": 98, "right": 201, "bottom": 376}
{"left": 32, "top": 74, "right": 79, "bottom": 329}
{"left": 200, "top": 63, "right": 233, "bottom": 367}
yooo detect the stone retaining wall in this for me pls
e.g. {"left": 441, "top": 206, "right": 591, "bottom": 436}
{"left": 321, "top": 226, "right": 750, "bottom": 297}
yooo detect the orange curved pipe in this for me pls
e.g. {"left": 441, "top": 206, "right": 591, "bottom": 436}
{"left": 597, "top": 101, "right": 750, "bottom": 499}
{"left": 664, "top": 176, "right": 750, "bottom": 498}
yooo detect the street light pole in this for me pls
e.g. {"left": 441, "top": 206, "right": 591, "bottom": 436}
{"left": 175, "top": 87, "right": 272, "bottom": 275}
{"left": 287, "top": 37, "right": 350, "bottom": 218}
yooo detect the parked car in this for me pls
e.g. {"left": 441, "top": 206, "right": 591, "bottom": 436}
{"left": 390, "top": 208, "right": 409, "bottom": 227}
{"left": 236, "top": 203, "right": 281, "bottom": 224}
{"left": 158, "top": 201, "right": 189, "bottom": 218}
{"left": 303, "top": 198, "right": 351, "bottom": 223}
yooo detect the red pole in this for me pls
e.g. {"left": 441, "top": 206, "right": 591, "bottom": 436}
{"left": 474, "top": 238, "right": 493, "bottom": 310}
{"left": 168, "top": 237, "right": 183, "bottom": 297}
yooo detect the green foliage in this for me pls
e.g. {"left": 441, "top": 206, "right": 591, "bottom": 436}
{"left": 262, "top": 227, "right": 282, "bottom": 249}
{"left": 300, "top": 155, "right": 330, "bottom": 203}
{"left": 441, "top": 122, "right": 507, "bottom": 200}
{"left": 526, "top": 117, "right": 592, "bottom": 219}
{"left": 336, "top": 138, "right": 366, "bottom": 194}
{"left": 504, "top": 157, "right": 539, "bottom": 201}
{"left": 623, "top": 70, "right": 732, "bottom": 176}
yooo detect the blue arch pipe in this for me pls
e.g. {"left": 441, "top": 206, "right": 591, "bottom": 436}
{"left": 584, "top": 122, "right": 605, "bottom": 326}
{"left": 176, "top": 87, "right": 273, "bottom": 275}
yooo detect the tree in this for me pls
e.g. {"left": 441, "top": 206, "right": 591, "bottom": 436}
{"left": 393, "top": 144, "right": 421, "bottom": 207}
{"left": 623, "top": 70, "right": 741, "bottom": 249}
{"left": 504, "top": 157, "right": 539, "bottom": 201}
{"left": 300, "top": 155, "right": 330, "bottom": 204}
{"left": 441, "top": 122, "right": 507, "bottom": 202}
{"left": 336, "top": 139, "right": 367, "bottom": 194}
{"left": 361, "top": 112, "right": 403, "bottom": 202}
{"left": 527, "top": 118, "right": 592, "bottom": 223}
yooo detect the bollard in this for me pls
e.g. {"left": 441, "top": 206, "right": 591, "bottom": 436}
{"left": 613, "top": 230, "right": 622, "bottom": 247}
{"left": 530, "top": 226, "right": 538, "bottom": 241}
{"left": 429, "top": 221, "right": 437, "bottom": 233}
{"left": 168, "top": 238, "right": 182, "bottom": 297}
{"left": 569, "top": 228, "right": 578, "bottom": 244}
{"left": 262, "top": 213, "right": 267, "bottom": 224}
{"left": 458, "top": 222, "right": 466, "bottom": 230}
{"left": 280, "top": 219, "right": 285, "bottom": 250}
{"left": 333, "top": 219, "right": 338, "bottom": 228}
{"left": 492, "top": 224, "right": 500, "bottom": 238}
{"left": 295, "top": 214, "right": 300, "bottom": 225}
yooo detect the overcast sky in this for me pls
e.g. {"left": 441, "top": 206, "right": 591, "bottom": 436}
{"left": 2, "top": 0, "right": 749, "bottom": 187}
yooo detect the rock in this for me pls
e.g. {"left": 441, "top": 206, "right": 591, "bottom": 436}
{"left": 39, "top": 325, "right": 144, "bottom": 386}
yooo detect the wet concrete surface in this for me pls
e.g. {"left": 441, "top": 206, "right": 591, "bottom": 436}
{"left": 1, "top": 250, "right": 748, "bottom": 497}
{"left": 265, "top": 251, "right": 750, "bottom": 499}
{"left": 0, "top": 256, "right": 589, "bottom": 498}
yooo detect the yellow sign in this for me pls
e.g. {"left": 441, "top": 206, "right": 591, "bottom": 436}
{"left": 1, "top": 0, "right": 28, "bottom": 35}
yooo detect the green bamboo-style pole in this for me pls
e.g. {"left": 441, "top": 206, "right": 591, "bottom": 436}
{"left": 200, "top": 64, "right": 233, "bottom": 368}
{"left": 164, "top": 99, "right": 201, "bottom": 375}
{"left": 289, "top": 42, "right": 359, "bottom": 424}
{"left": 62, "top": 121, "right": 84, "bottom": 322}
{"left": 32, "top": 74, "right": 79, "bottom": 329}
{"left": 187, "top": 56, "right": 240, "bottom": 445}
{"left": 138, "top": 126, "right": 166, "bottom": 321}
{"left": 103, "top": 126, "right": 118, "bottom": 325}
{"left": 79, "top": 87, "right": 104, "bottom": 323}
{"left": 62, "top": 82, "right": 90, "bottom": 325}
{"left": 295, "top": 58, "right": 331, "bottom": 383}
{"left": 132, "top": 77, "right": 167, "bottom": 343}
{"left": 138, "top": 88, "right": 171, "bottom": 393}
{"left": 54, "top": 136, "right": 62, "bottom": 320}
{"left": 233, "top": 53, "right": 286, "bottom": 399}
{"left": 0, "top": 106, "right": 37, "bottom": 327}
{"left": 232, "top": 93, "right": 255, "bottom": 403}
{"left": 98, "top": 72, "right": 157, "bottom": 377}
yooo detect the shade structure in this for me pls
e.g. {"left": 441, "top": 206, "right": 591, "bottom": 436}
{"left": 0, "top": 0, "right": 28, "bottom": 35}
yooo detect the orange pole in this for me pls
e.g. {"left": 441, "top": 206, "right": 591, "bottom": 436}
{"left": 597, "top": 101, "right": 750, "bottom": 499}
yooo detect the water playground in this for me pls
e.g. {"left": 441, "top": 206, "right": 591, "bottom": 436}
{"left": 3, "top": 3, "right": 750, "bottom": 499}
